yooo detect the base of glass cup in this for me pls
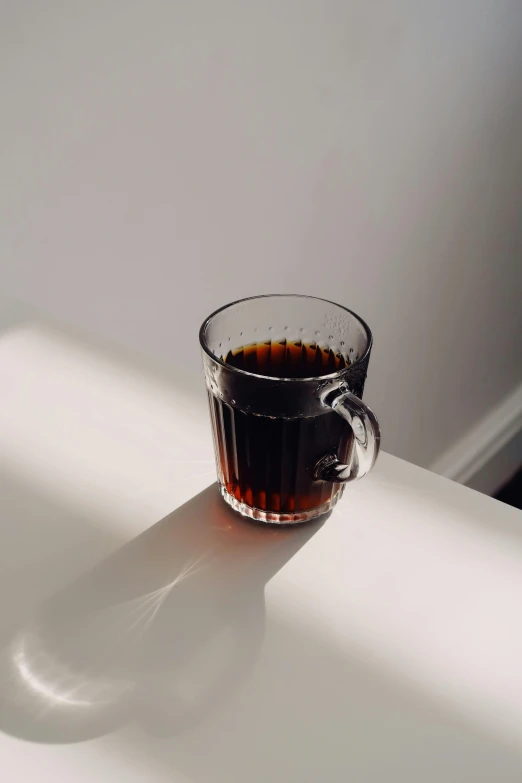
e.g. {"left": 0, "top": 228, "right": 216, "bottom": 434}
{"left": 219, "top": 484, "right": 344, "bottom": 524}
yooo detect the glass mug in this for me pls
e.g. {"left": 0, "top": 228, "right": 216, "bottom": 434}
{"left": 200, "top": 295, "right": 380, "bottom": 524}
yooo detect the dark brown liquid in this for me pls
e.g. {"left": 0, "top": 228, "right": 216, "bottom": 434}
{"left": 223, "top": 339, "right": 349, "bottom": 377}
{"left": 209, "top": 340, "right": 352, "bottom": 516}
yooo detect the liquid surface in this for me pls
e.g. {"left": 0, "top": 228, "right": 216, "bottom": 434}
{"left": 223, "top": 339, "right": 349, "bottom": 378}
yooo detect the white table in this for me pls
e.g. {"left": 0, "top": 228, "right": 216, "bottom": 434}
{"left": 0, "top": 316, "right": 521, "bottom": 782}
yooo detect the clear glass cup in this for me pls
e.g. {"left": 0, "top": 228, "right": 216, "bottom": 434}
{"left": 200, "top": 295, "right": 380, "bottom": 524}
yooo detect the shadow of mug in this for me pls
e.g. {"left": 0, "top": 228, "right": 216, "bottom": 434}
{"left": 0, "top": 484, "right": 323, "bottom": 743}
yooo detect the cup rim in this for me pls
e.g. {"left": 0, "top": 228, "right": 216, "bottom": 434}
{"left": 199, "top": 294, "right": 373, "bottom": 383}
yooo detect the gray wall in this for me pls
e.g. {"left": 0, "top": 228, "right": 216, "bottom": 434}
{"left": 2, "top": 0, "right": 522, "bottom": 468}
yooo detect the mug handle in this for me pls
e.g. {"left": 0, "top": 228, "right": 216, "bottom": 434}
{"left": 314, "top": 387, "right": 381, "bottom": 483}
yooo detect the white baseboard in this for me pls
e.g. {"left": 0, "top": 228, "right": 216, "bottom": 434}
{"left": 430, "top": 383, "right": 522, "bottom": 496}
